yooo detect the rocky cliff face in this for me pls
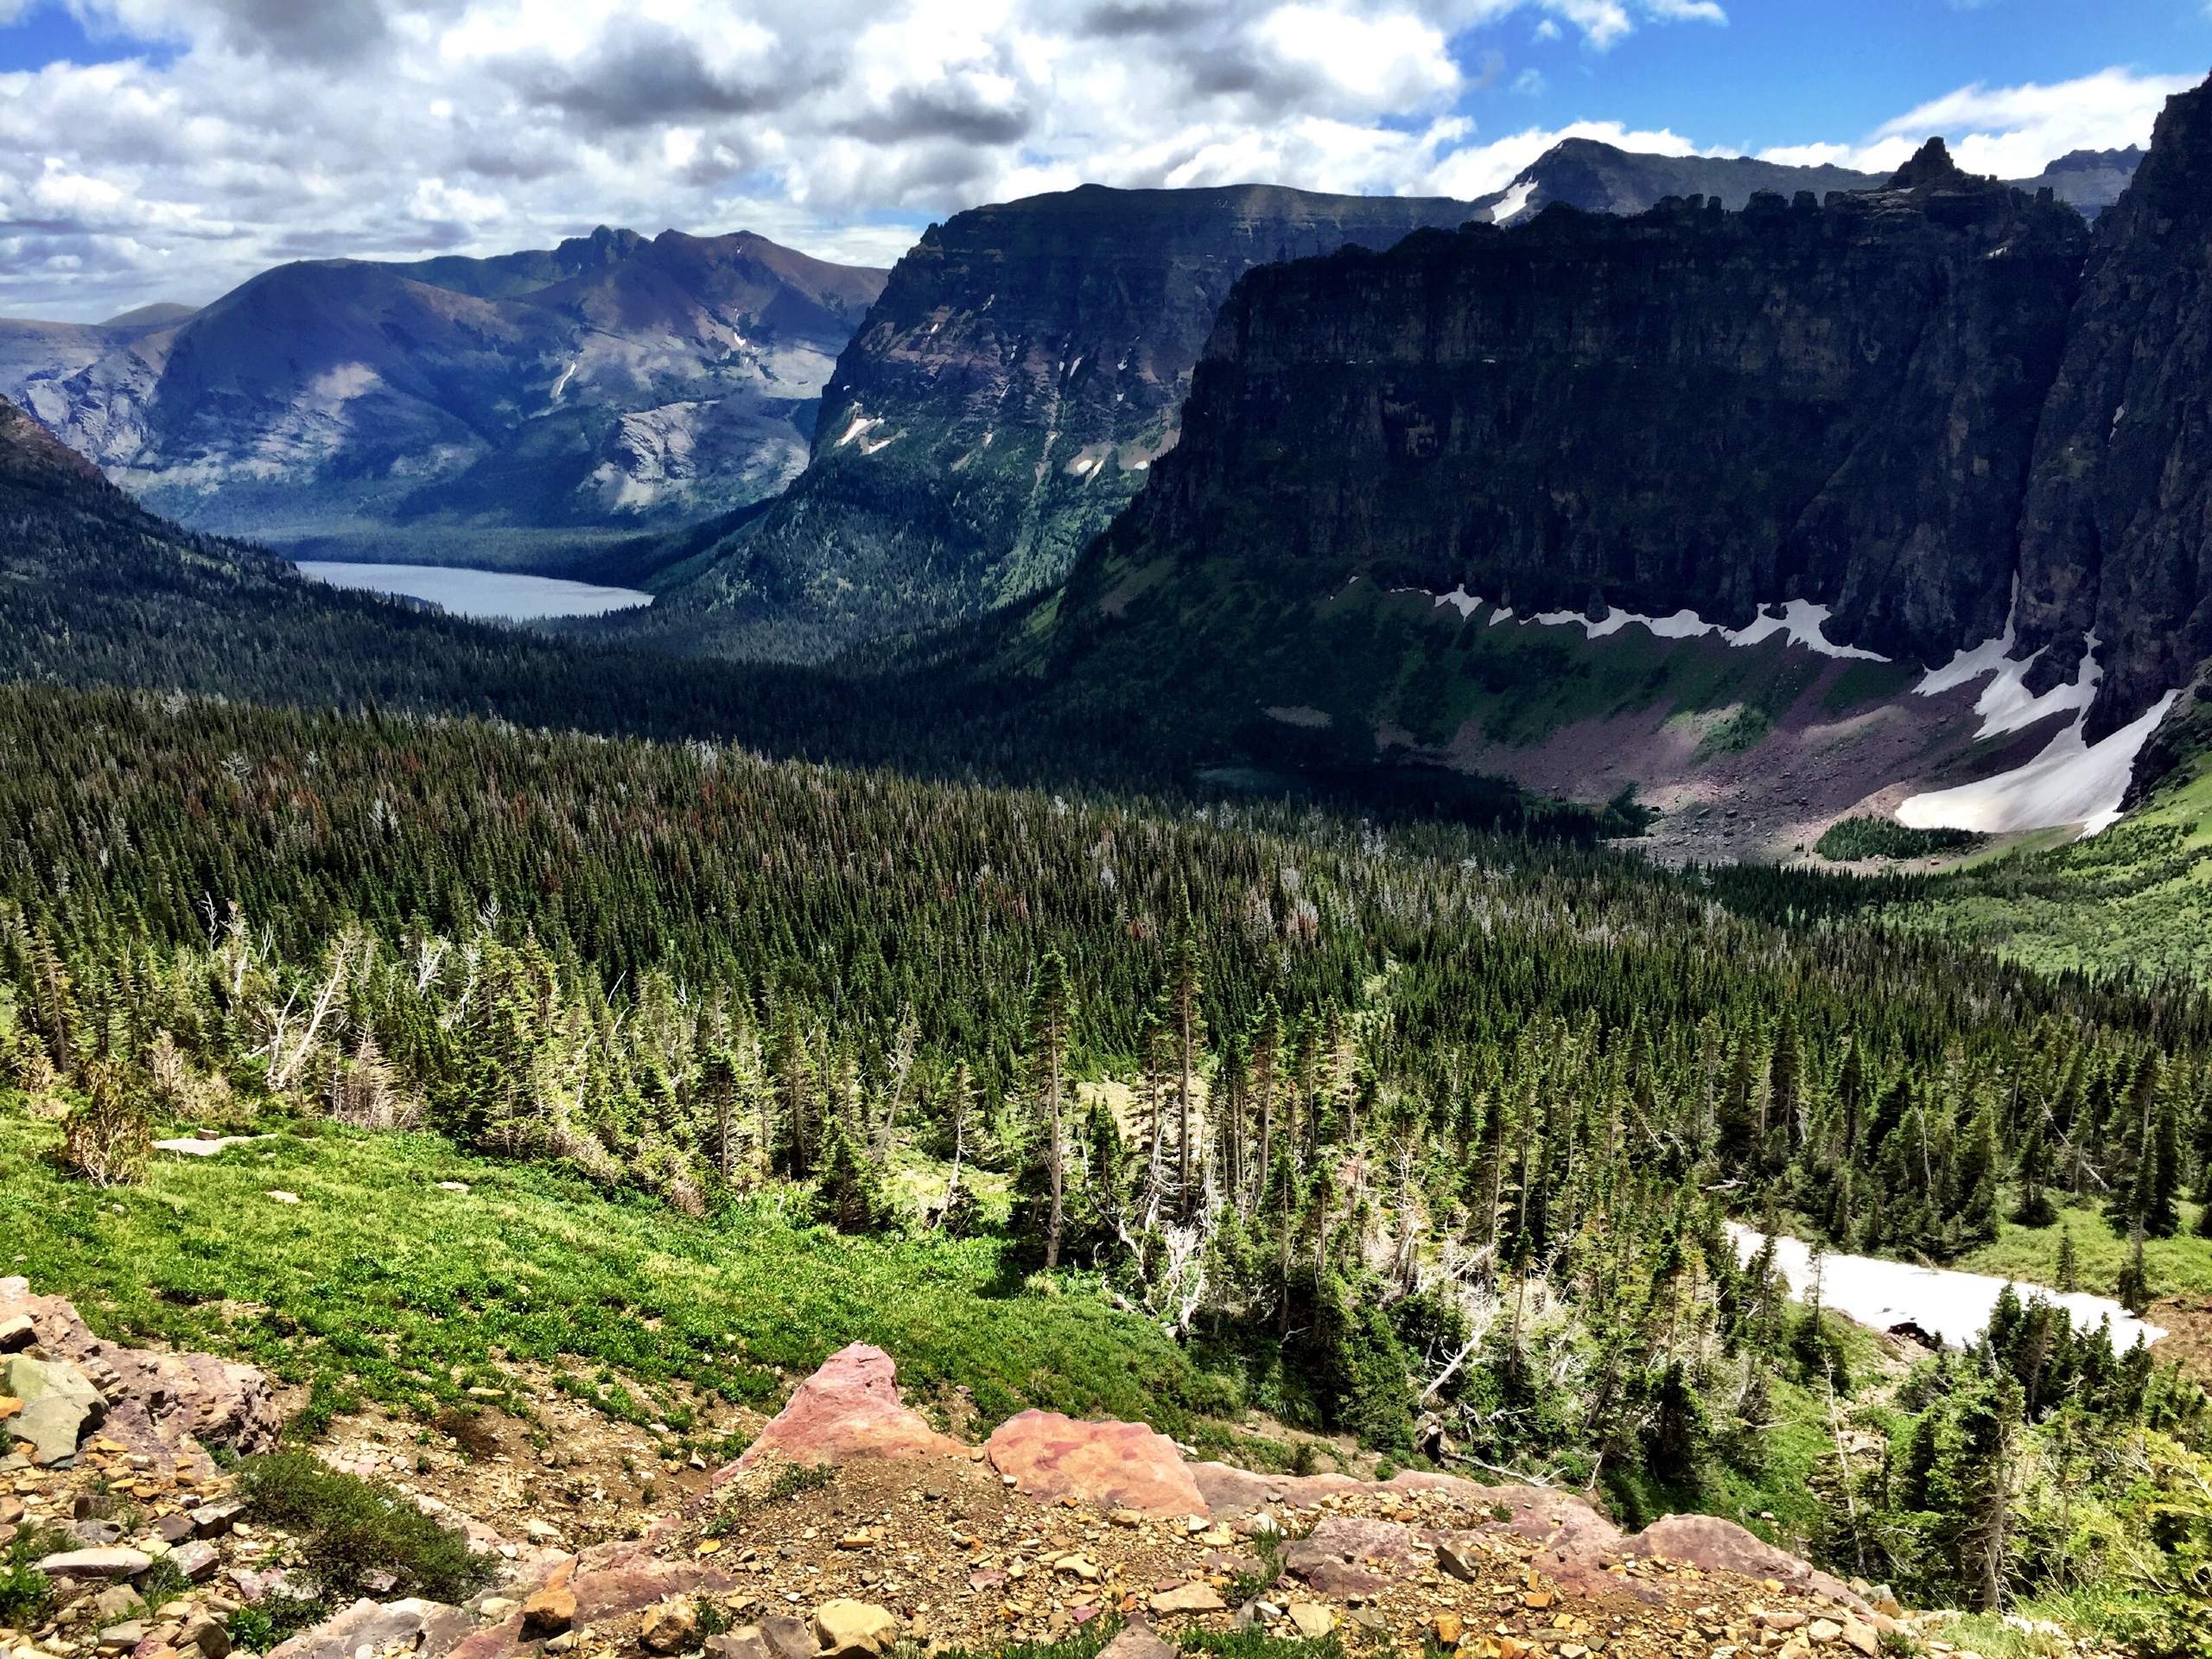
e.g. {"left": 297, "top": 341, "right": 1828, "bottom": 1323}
{"left": 623, "top": 185, "right": 1480, "bottom": 660}
{"left": 0, "top": 229, "right": 886, "bottom": 575}
{"left": 1080, "top": 143, "right": 2085, "bottom": 670}
{"left": 2016, "top": 79, "right": 2212, "bottom": 736}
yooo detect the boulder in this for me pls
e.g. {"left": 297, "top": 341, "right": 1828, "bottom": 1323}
{"left": 3, "top": 1354, "right": 105, "bottom": 1465}
{"left": 1287, "top": 1605, "right": 1333, "bottom": 1640}
{"left": 811, "top": 1599, "right": 900, "bottom": 1659}
{"left": 1147, "top": 1584, "right": 1225, "bottom": 1617}
{"left": 36, "top": 1547, "right": 153, "bottom": 1579}
{"left": 1624, "top": 1515, "right": 1868, "bottom": 1613}
{"left": 1096, "top": 1626, "right": 1175, "bottom": 1659}
{"left": 755, "top": 1615, "right": 816, "bottom": 1659}
{"left": 722, "top": 1345, "right": 963, "bottom": 1478}
{"left": 985, "top": 1411, "right": 1206, "bottom": 1518}
{"left": 521, "top": 1584, "right": 577, "bottom": 1637}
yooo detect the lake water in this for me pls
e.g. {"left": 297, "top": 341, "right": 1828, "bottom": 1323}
{"left": 295, "top": 561, "right": 652, "bottom": 622}
{"left": 1727, "top": 1224, "right": 2165, "bottom": 1351}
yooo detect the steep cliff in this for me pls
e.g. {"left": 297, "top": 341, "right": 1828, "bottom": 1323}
{"left": 1070, "top": 143, "right": 2084, "bottom": 669}
{"left": 2016, "top": 79, "right": 2212, "bottom": 736}
{"left": 615, "top": 184, "right": 1479, "bottom": 660}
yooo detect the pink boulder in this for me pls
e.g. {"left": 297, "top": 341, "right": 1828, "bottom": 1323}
{"left": 726, "top": 1344, "right": 964, "bottom": 1476}
{"left": 1624, "top": 1515, "right": 1868, "bottom": 1612}
{"left": 985, "top": 1410, "right": 1206, "bottom": 1518}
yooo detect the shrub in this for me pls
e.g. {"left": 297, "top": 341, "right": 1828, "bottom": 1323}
{"left": 59, "top": 1062, "right": 150, "bottom": 1187}
{"left": 235, "top": 1450, "right": 493, "bottom": 1606}
{"left": 0, "top": 1525, "right": 73, "bottom": 1626}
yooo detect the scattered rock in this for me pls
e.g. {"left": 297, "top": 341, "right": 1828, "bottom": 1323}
{"left": 521, "top": 1583, "right": 578, "bottom": 1637}
{"left": 265, "top": 1191, "right": 301, "bottom": 1205}
{"left": 1286, "top": 1603, "right": 1333, "bottom": 1640}
{"left": 170, "top": 1541, "right": 220, "bottom": 1584}
{"left": 811, "top": 1599, "right": 899, "bottom": 1659}
{"left": 638, "top": 1599, "right": 698, "bottom": 1654}
{"left": 1147, "top": 1583, "right": 1225, "bottom": 1617}
{"left": 1435, "top": 1540, "right": 1480, "bottom": 1583}
{"left": 0, "top": 1314, "right": 33, "bottom": 1351}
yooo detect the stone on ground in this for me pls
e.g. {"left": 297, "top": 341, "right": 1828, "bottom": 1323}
{"left": 639, "top": 1599, "right": 698, "bottom": 1654}
{"left": 520, "top": 1583, "right": 578, "bottom": 1637}
{"left": 811, "top": 1599, "right": 900, "bottom": 1658}
{"left": 1287, "top": 1603, "right": 1334, "bottom": 1639}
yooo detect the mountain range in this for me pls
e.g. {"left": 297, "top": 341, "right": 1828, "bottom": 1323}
{"left": 0, "top": 226, "right": 886, "bottom": 575}
{"left": 929, "top": 112, "right": 2205, "bottom": 855}
{"left": 603, "top": 137, "right": 2143, "bottom": 663}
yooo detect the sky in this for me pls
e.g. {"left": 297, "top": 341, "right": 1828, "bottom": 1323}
{"left": 1, "top": 0, "right": 2207, "bottom": 321}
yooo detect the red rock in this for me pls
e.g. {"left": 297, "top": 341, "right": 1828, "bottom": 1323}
{"left": 1623, "top": 1515, "right": 1867, "bottom": 1613}
{"left": 723, "top": 1344, "right": 963, "bottom": 1478}
{"left": 984, "top": 1411, "right": 1206, "bottom": 1518}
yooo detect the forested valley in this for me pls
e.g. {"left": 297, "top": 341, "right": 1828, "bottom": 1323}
{"left": 5, "top": 682, "right": 2209, "bottom": 1649}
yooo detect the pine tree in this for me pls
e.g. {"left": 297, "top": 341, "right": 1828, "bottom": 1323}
{"left": 1029, "top": 950, "right": 1073, "bottom": 1269}
{"left": 2056, "top": 1228, "right": 2079, "bottom": 1294}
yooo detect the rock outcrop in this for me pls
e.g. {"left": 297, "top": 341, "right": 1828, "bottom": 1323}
{"left": 625, "top": 184, "right": 1482, "bottom": 660}
{"left": 1070, "top": 143, "right": 2084, "bottom": 671}
{"left": 365, "top": 1343, "right": 1889, "bottom": 1659}
{"left": 2016, "top": 74, "right": 2212, "bottom": 734}
{"left": 0, "top": 1276, "right": 277, "bottom": 1471}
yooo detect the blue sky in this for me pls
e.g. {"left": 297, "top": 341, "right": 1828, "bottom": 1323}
{"left": 2, "top": 0, "right": 2207, "bottom": 320}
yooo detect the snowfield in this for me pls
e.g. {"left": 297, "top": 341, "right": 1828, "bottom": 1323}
{"left": 1728, "top": 1224, "right": 2165, "bottom": 1352}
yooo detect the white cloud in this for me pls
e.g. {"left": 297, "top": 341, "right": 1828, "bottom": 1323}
{"left": 0, "top": 3, "right": 2178, "bottom": 327}
{"left": 1758, "top": 67, "right": 2190, "bottom": 180}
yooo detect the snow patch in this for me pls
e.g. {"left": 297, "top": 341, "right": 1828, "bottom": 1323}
{"left": 1482, "top": 595, "right": 1890, "bottom": 660}
{"left": 1429, "top": 586, "right": 1483, "bottom": 619}
{"left": 1912, "top": 598, "right": 2098, "bottom": 741}
{"left": 1731, "top": 1224, "right": 2164, "bottom": 1352}
{"left": 1897, "top": 689, "right": 2177, "bottom": 837}
{"left": 547, "top": 359, "right": 579, "bottom": 404}
{"left": 836, "top": 410, "right": 883, "bottom": 448}
{"left": 1491, "top": 179, "right": 1538, "bottom": 224}
{"left": 858, "top": 431, "right": 899, "bottom": 455}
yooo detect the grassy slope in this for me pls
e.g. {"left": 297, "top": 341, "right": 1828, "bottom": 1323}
{"left": 1904, "top": 746, "right": 2212, "bottom": 985}
{"left": 0, "top": 1096, "right": 1877, "bottom": 1554}
{"left": 0, "top": 1107, "right": 1242, "bottom": 1446}
{"left": 1959, "top": 1198, "right": 2212, "bottom": 1300}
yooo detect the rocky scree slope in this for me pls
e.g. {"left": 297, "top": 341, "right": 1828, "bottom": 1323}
{"left": 614, "top": 185, "right": 1480, "bottom": 661}
{"left": 1016, "top": 101, "right": 2212, "bottom": 832}
{"left": 0, "top": 229, "right": 886, "bottom": 574}
{"left": 218, "top": 1341, "right": 1942, "bottom": 1659}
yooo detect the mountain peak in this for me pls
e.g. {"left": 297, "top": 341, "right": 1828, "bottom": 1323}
{"left": 1886, "top": 137, "right": 1967, "bottom": 191}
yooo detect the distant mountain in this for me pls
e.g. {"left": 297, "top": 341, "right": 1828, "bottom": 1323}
{"left": 601, "top": 184, "right": 1481, "bottom": 660}
{"left": 97, "top": 302, "right": 200, "bottom": 328}
{"left": 0, "top": 228, "right": 887, "bottom": 575}
{"left": 2011, "top": 146, "right": 2145, "bottom": 219}
{"left": 1469, "top": 138, "right": 1884, "bottom": 222}
{"left": 1469, "top": 137, "right": 2143, "bottom": 226}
